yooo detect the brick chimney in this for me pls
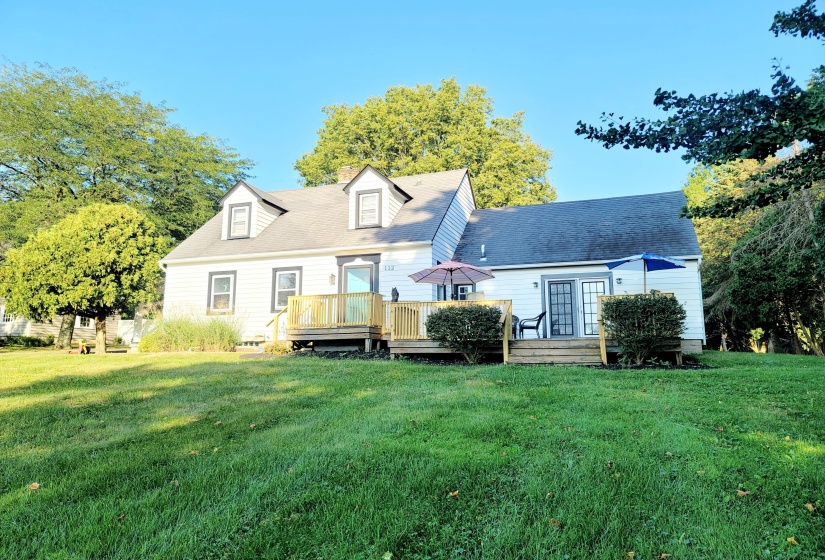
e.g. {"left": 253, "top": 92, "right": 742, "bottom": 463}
{"left": 337, "top": 166, "right": 360, "bottom": 183}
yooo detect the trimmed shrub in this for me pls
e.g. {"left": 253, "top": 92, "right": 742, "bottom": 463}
{"left": 263, "top": 341, "right": 293, "bottom": 355}
{"left": 137, "top": 317, "right": 241, "bottom": 352}
{"left": 601, "top": 293, "right": 686, "bottom": 365}
{"left": 1, "top": 335, "right": 53, "bottom": 348}
{"left": 425, "top": 304, "right": 503, "bottom": 364}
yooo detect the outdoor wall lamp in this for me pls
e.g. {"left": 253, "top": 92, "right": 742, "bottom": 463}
{"left": 616, "top": 278, "right": 623, "bottom": 285}
{"left": 532, "top": 282, "right": 539, "bottom": 288}
{"left": 329, "top": 273, "right": 336, "bottom": 286}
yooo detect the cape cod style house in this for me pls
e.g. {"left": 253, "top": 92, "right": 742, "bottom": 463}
{"left": 160, "top": 166, "right": 704, "bottom": 363}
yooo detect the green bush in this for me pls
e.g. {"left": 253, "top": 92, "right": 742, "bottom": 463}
{"left": 425, "top": 304, "right": 503, "bottom": 364}
{"left": 137, "top": 317, "right": 241, "bottom": 352}
{"left": 601, "top": 293, "right": 686, "bottom": 365}
{"left": 263, "top": 341, "right": 292, "bottom": 355}
{"left": 1, "top": 335, "right": 53, "bottom": 348}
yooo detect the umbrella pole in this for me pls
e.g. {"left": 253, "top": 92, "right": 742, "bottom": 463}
{"left": 643, "top": 262, "right": 647, "bottom": 294}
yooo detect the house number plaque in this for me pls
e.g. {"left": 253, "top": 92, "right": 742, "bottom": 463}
{"left": 383, "top": 265, "right": 395, "bottom": 271}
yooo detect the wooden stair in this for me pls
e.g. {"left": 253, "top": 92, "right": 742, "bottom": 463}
{"left": 508, "top": 338, "right": 602, "bottom": 365}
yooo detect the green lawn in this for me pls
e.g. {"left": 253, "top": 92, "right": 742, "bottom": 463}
{"left": 0, "top": 351, "right": 823, "bottom": 559}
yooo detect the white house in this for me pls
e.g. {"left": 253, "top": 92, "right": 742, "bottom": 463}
{"left": 161, "top": 165, "right": 704, "bottom": 354}
{"left": 0, "top": 302, "right": 119, "bottom": 345}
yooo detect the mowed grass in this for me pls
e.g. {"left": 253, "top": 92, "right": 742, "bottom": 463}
{"left": 0, "top": 352, "right": 823, "bottom": 559}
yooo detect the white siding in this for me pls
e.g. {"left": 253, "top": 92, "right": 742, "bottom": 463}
{"left": 165, "top": 254, "right": 339, "bottom": 341}
{"left": 387, "top": 190, "right": 404, "bottom": 223}
{"left": 432, "top": 173, "right": 474, "bottom": 264}
{"left": 477, "top": 260, "right": 705, "bottom": 342}
{"left": 163, "top": 244, "right": 436, "bottom": 341}
{"left": 255, "top": 205, "right": 278, "bottom": 236}
{"left": 379, "top": 246, "right": 434, "bottom": 302}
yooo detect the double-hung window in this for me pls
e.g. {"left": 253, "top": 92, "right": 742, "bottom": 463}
{"left": 1, "top": 309, "right": 13, "bottom": 323}
{"left": 357, "top": 191, "right": 380, "bottom": 228}
{"left": 228, "top": 204, "right": 251, "bottom": 238}
{"left": 208, "top": 271, "right": 236, "bottom": 313}
{"left": 272, "top": 268, "right": 301, "bottom": 311}
{"left": 77, "top": 316, "right": 92, "bottom": 328}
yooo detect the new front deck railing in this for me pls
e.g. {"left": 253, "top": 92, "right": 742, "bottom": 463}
{"left": 286, "top": 292, "right": 384, "bottom": 329}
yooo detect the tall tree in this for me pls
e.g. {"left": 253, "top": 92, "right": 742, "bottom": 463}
{"left": 295, "top": 78, "right": 555, "bottom": 208}
{"left": 0, "top": 63, "right": 253, "bottom": 249}
{"left": 683, "top": 160, "right": 764, "bottom": 350}
{"left": 575, "top": 1, "right": 825, "bottom": 218}
{"left": 0, "top": 204, "right": 166, "bottom": 353}
{"left": 728, "top": 198, "right": 825, "bottom": 355}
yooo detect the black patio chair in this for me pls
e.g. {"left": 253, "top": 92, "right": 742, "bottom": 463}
{"left": 518, "top": 311, "right": 547, "bottom": 339}
{"left": 510, "top": 315, "right": 519, "bottom": 339}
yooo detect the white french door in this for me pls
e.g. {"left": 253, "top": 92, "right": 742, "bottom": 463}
{"left": 545, "top": 278, "right": 607, "bottom": 338}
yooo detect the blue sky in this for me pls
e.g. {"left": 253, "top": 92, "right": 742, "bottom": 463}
{"left": 2, "top": 1, "right": 821, "bottom": 201}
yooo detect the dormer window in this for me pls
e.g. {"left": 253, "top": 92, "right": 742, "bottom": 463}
{"left": 228, "top": 203, "right": 251, "bottom": 239}
{"left": 357, "top": 190, "right": 381, "bottom": 228}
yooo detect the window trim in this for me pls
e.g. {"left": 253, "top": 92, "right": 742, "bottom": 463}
{"left": 271, "top": 267, "right": 302, "bottom": 312}
{"left": 336, "top": 254, "right": 380, "bottom": 293}
{"left": 227, "top": 203, "right": 252, "bottom": 239}
{"left": 355, "top": 189, "right": 382, "bottom": 228}
{"left": 1, "top": 307, "right": 14, "bottom": 323}
{"left": 207, "top": 270, "right": 237, "bottom": 314}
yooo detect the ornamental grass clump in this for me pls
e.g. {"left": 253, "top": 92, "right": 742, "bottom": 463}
{"left": 601, "top": 292, "right": 686, "bottom": 365}
{"left": 425, "top": 304, "right": 503, "bottom": 364}
{"left": 138, "top": 317, "right": 241, "bottom": 352}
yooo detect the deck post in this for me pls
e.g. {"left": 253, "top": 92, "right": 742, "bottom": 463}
{"left": 500, "top": 302, "right": 511, "bottom": 364}
{"left": 597, "top": 296, "right": 608, "bottom": 365}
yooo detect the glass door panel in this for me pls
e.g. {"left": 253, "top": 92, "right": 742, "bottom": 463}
{"left": 548, "top": 281, "right": 574, "bottom": 337}
{"left": 344, "top": 266, "right": 372, "bottom": 323}
{"left": 581, "top": 280, "right": 606, "bottom": 336}
{"left": 345, "top": 267, "right": 372, "bottom": 293}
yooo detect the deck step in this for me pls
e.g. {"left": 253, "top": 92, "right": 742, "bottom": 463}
{"left": 507, "top": 355, "right": 602, "bottom": 365}
{"left": 510, "top": 338, "right": 600, "bottom": 349}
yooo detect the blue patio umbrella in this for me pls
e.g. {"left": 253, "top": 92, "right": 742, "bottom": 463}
{"left": 604, "top": 253, "right": 686, "bottom": 293}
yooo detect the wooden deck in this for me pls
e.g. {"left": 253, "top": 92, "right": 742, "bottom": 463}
{"left": 275, "top": 292, "right": 682, "bottom": 364}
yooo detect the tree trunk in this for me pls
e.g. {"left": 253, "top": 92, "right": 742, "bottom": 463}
{"left": 720, "top": 322, "right": 728, "bottom": 352}
{"left": 94, "top": 314, "right": 107, "bottom": 354}
{"left": 56, "top": 313, "right": 76, "bottom": 349}
{"left": 767, "top": 329, "right": 782, "bottom": 354}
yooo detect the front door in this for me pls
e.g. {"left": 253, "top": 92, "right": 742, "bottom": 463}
{"left": 547, "top": 281, "right": 575, "bottom": 337}
{"left": 343, "top": 266, "right": 373, "bottom": 324}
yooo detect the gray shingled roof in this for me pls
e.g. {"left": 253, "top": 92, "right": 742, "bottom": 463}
{"left": 163, "top": 168, "right": 468, "bottom": 262}
{"left": 452, "top": 191, "right": 700, "bottom": 267}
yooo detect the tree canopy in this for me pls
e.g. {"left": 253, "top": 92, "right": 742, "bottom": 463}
{"left": 0, "top": 63, "right": 253, "bottom": 253}
{"left": 576, "top": 1, "right": 825, "bottom": 218}
{"left": 0, "top": 204, "right": 166, "bottom": 353}
{"left": 295, "top": 78, "right": 555, "bottom": 208}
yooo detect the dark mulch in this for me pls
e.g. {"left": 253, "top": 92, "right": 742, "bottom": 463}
{"left": 242, "top": 348, "right": 711, "bottom": 369}
{"left": 596, "top": 354, "right": 711, "bottom": 370}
